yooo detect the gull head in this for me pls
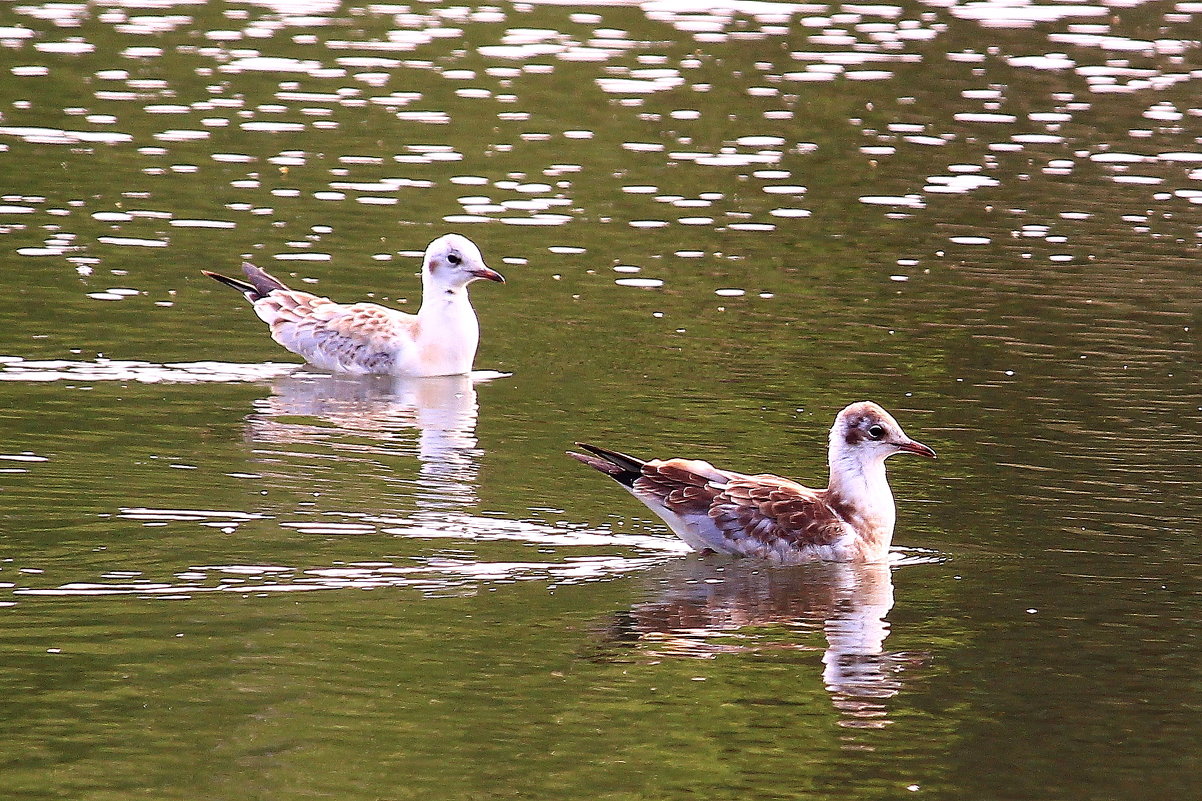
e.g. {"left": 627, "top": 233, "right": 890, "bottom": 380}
{"left": 423, "top": 233, "right": 506, "bottom": 289}
{"left": 830, "top": 401, "right": 937, "bottom": 466}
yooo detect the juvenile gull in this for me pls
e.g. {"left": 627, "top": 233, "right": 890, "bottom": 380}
{"left": 568, "top": 402, "right": 936, "bottom": 563}
{"left": 203, "top": 233, "right": 504, "bottom": 376}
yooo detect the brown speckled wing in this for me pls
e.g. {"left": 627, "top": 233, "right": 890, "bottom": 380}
{"left": 709, "top": 476, "right": 846, "bottom": 550}
{"left": 633, "top": 458, "right": 737, "bottom": 515}
{"left": 322, "top": 302, "right": 410, "bottom": 338}
{"left": 253, "top": 289, "right": 328, "bottom": 325}
{"left": 259, "top": 294, "right": 414, "bottom": 371}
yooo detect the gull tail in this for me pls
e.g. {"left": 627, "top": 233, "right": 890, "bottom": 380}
{"left": 203, "top": 261, "right": 291, "bottom": 301}
{"left": 567, "top": 442, "right": 647, "bottom": 488}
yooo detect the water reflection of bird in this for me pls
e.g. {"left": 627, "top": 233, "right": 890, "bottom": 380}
{"left": 203, "top": 234, "right": 505, "bottom": 376}
{"left": 246, "top": 372, "right": 482, "bottom": 507}
{"left": 606, "top": 558, "right": 920, "bottom": 727}
{"left": 569, "top": 402, "right": 936, "bottom": 563}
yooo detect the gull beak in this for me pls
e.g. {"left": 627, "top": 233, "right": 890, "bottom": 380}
{"left": 896, "top": 438, "right": 937, "bottom": 459}
{"left": 471, "top": 265, "right": 506, "bottom": 283}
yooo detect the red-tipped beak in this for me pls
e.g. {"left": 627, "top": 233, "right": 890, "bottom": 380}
{"left": 471, "top": 266, "right": 506, "bottom": 283}
{"left": 897, "top": 439, "right": 937, "bottom": 459}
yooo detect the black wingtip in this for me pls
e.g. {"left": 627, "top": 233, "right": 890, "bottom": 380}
{"left": 575, "top": 443, "right": 645, "bottom": 470}
{"left": 568, "top": 443, "right": 646, "bottom": 488}
{"left": 203, "top": 269, "right": 260, "bottom": 298}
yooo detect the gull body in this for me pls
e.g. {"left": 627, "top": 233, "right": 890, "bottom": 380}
{"left": 568, "top": 402, "right": 936, "bottom": 564}
{"left": 203, "top": 234, "right": 504, "bottom": 377}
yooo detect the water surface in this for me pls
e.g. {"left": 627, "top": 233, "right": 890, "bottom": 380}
{"left": 1, "top": 1, "right": 1201, "bottom": 799}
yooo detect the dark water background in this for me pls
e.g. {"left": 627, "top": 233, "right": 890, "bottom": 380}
{"left": 0, "top": 2, "right": 1200, "bottom": 798}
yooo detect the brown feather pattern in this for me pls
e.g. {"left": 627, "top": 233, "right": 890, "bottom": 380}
{"left": 569, "top": 401, "right": 934, "bottom": 562}
{"left": 632, "top": 460, "right": 850, "bottom": 557}
{"left": 709, "top": 477, "right": 847, "bottom": 551}
{"left": 255, "top": 292, "right": 411, "bottom": 373}
{"left": 634, "top": 458, "right": 729, "bottom": 516}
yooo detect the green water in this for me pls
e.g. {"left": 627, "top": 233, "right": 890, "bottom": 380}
{"left": 1, "top": 2, "right": 1201, "bottom": 799}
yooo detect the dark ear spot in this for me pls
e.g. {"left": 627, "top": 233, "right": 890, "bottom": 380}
{"left": 843, "top": 415, "right": 869, "bottom": 445}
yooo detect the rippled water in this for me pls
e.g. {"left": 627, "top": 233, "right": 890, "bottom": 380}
{"left": 0, "top": 1, "right": 1200, "bottom": 799}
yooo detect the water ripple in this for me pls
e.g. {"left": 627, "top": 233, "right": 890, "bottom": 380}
{"left": 0, "top": 359, "right": 300, "bottom": 383}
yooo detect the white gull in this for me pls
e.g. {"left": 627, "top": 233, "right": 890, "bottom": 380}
{"left": 568, "top": 401, "right": 936, "bottom": 563}
{"left": 203, "top": 233, "right": 504, "bottom": 376}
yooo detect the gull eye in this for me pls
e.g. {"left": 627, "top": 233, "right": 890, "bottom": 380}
{"left": 867, "top": 424, "right": 885, "bottom": 440}
{"left": 447, "top": 252, "right": 462, "bottom": 266}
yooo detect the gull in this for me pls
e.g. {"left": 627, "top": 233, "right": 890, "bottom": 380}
{"left": 568, "top": 401, "right": 936, "bottom": 563}
{"left": 202, "top": 233, "right": 505, "bottom": 376}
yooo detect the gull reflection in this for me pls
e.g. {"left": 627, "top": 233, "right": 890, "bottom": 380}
{"left": 245, "top": 371, "right": 483, "bottom": 507}
{"left": 609, "top": 558, "right": 923, "bottom": 728}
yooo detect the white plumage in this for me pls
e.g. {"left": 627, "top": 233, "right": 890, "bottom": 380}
{"left": 204, "top": 234, "right": 504, "bottom": 377}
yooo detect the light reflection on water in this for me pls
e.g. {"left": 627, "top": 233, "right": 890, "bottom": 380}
{"left": 0, "top": 0, "right": 1194, "bottom": 264}
{"left": 0, "top": 357, "right": 300, "bottom": 383}
{"left": 9, "top": 544, "right": 678, "bottom": 600}
{"left": 0, "top": 366, "right": 689, "bottom": 604}
{"left": 246, "top": 372, "right": 486, "bottom": 506}
{"left": 603, "top": 556, "right": 937, "bottom": 729}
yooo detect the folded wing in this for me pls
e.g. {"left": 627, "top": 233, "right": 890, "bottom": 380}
{"left": 257, "top": 293, "right": 414, "bottom": 374}
{"left": 710, "top": 476, "right": 848, "bottom": 555}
